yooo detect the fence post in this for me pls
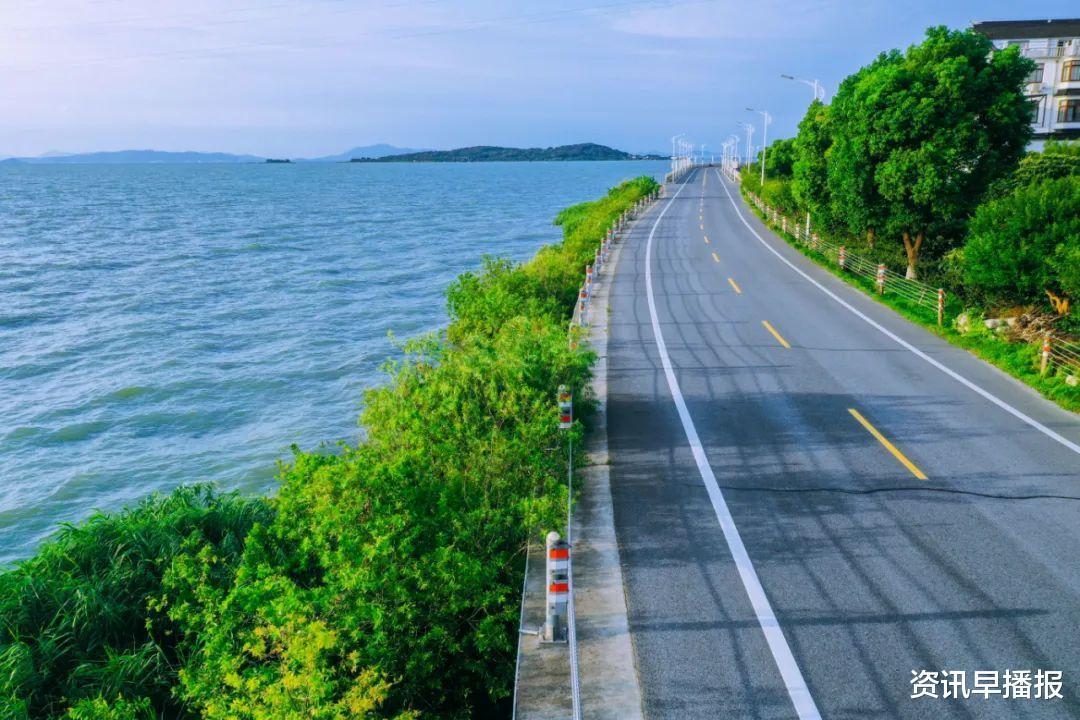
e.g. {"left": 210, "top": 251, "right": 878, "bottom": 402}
{"left": 876, "top": 264, "right": 886, "bottom": 295}
{"left": 839, "top": 246, "right": 846, "bottom": 269}
{"left": 805, "top": 211, "right": 811, "bottom": 238}
{"left": 782, "top": 216, "right": 787, "bottom": 234}
{"left": 543, "top": 531, "right": 570, "bottom": 643}
{"left": 1041, "top": 335, "right": 1052, "bottom": 376}
{"left": 937, "top": 289, "right": 945, "bottom": 326}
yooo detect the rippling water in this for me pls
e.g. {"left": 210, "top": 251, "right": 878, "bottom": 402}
{"left": 0, "top": 160, "right": 665, "bottom": 562}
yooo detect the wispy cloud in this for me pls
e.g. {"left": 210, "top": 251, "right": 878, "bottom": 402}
{"left": 611, "top": 0, "right": 838, "bottom": 39}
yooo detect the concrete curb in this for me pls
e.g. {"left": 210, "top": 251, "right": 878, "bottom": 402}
{"left": 571, "top": 213, "right": 645, "bottom": 720}
{"left": 514, "top": 199, "right": 652, "bottom": 719}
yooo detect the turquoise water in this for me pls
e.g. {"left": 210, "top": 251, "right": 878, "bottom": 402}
{"left": 0, "top": 160, "right": 666, "bottom": 563}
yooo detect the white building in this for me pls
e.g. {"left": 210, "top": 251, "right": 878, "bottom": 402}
{"left": 973, "top": 19, "right": 1080, "bottom": 147}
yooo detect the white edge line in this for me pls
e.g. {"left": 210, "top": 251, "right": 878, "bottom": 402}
{"left": 714, "top": 169, "right": 1080, "bottom": 457}
{"left": 645, "top": 171, "right": 823, "bottom": 720}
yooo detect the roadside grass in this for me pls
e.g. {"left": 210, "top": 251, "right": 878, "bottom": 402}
{"left": 738, "top": 187, "right": 1080, "bottom": 414}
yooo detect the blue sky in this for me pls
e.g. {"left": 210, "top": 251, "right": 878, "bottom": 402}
{"left": 2, "top": 0, "right": 1076, "bottom": 157}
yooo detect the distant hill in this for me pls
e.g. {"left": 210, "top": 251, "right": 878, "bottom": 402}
{"left": 303, "top": 144, "right": 426, "bottom": 162}
{"left": 351, "top": 143, "right": 664, "bottom": 163}
{"left": 5, "top": 149, "right": 263, "bottom": 164}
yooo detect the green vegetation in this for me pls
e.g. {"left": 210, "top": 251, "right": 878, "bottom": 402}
{"left": 0, "top": 487, "right": 272, "bottom": 719}
{"left": 826, "top": 27, "right": 1032, "bottom": 279}
{"left": 736, "top": 25, "right": 1079, "bottom": 412}
{"left": 963, "top": 177, "right": 1080, "bottom": 314}
{"left": 350, "top": 143, "right": 661, "bottom": 163}
{"left": 0, "top": 176, "right": 660, "bottom": 718}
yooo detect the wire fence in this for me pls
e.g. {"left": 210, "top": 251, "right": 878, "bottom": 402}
{"left": 745, "top": 191, "right": 1080, "bottom": 380}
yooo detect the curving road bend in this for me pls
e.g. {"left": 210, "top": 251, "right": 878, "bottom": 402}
{"left": 606, "top": 167, "right": 1080, "bottom": 720}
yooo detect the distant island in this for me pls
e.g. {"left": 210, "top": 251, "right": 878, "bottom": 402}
{"left": 350, "top": 143, "right": 664, "bottom": 163}
{"left": 0, "top": 144, "right": 422, "bottom": 165}
{"left": 1, "top": 143, "right": 663, "bottom": 165}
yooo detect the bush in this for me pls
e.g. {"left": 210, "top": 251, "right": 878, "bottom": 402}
{"left": 987, "top": 151, "right": 1080, "bottom": 199}
{"left": 0, "top": 487, "right": 272, "bottom": 719}
{"left": 963, "top": 176, "right": 1080, "bottom": 313}
{"left": 161, "top": 176, "right": 658, "bottom": 719}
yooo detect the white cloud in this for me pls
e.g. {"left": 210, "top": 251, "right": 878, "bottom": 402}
{"left": 612, "top": 0, "right": 836, "bottom": 40}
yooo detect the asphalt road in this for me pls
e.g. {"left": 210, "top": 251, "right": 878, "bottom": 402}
{"left": 606, "top": 167, "right": 1080, "bottom": 720}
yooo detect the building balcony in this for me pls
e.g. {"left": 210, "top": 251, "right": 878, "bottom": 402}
{"left": 1022, "top": 44, "right": 1080, "bottom": 59}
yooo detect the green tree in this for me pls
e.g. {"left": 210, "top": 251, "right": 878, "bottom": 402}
{"left": 963, "top": 176, "right": 1080, "bottom": 314}
{"left": 760, "top": 137, "right": 796, "bottom": 178}
{"left": 791, "top": 99, "right": 833, "bottom": 230}
{"left": 828, "top": 26, "right": 1033, "bottom": 278}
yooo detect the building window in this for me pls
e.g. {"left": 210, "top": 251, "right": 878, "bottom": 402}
{"left": 1027, "top": 64, "right": 1044, "bottom": 84}
{"left": 1063, "top": 61, "right": 1080, "bottom": 82}
{"left": 1029, "top": 98, "right": 1043, "bottom": 124}
{"left": 1059, "top": 99, "right": 1080, "bottom": 123}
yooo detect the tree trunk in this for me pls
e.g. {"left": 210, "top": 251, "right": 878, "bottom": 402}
{"left": 866, "top": 227, "right": 875, "bottom": 250}
{"left": 902, "top": 230, "right": 923, "bottom": 280}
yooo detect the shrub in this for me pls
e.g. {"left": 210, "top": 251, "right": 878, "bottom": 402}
{"left": 0, "top": 487, "right": 271, "bottom": 719}
{"left": 163, "top": 176, "right": 657, "bottom": 719}
{"left": 963, "top": 176, "right": 1080, "bottom": 313}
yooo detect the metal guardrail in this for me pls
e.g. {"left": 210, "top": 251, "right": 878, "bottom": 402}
{"left": 747, "top": 192, "right": 947, "bottom": 321}
{"left": 745, "top": 191, "right": 1080, "bottom": 381}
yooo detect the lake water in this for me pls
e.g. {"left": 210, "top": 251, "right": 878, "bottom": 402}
{"left": 0, "top": 160, "right": 666, "bottom": 563}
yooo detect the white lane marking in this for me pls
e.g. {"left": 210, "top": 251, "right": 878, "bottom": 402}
{"left": 715, "top": 169, "right": 1080, "bottom": 457}
{"left": 645, "top": 173, "right": 823, "bottom": 720}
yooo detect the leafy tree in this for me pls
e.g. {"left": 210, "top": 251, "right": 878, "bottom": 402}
{"left": 758, "top": 137, "right": 796, "bottom": 178}
{"left": 791, "top": 99, "right": 834, "bottom": 231}
{"left": 963, "top": 176, "right": 1080, "bottom": 314}
{"left": 828, "top": 27, "right": 1033, "bottom": 278}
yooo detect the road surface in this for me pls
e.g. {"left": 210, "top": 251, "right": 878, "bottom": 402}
{"left": 606, "top": 167, "right": 1080, "bottom": 719}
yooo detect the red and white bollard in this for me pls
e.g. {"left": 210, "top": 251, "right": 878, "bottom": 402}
{"left": 876, "top": 264, "right": 886, "bottom": 295}
{"left": 1041, "top": 335, "right": 1052, "bottom": 376}
{"left": 839, "top": 246, "right": 846, "bottom": 269}
{"left": 585, "top": 264, "right": 593, "bottom": 288}
{"left": 937, "top": 288, "right": 945, "bottom": 326}
{"left": 543, "top": 531, "right": 570, "bottom": 643}
{"left": 558, "top": 384, "right": 573, "bottom": 429}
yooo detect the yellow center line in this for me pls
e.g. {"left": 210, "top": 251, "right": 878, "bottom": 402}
{"left": 711, "top": 251, "right": 720, "bottom": 263}
{"left": 847, "top": 408, "right": 929, "bottom": 480}
{"left": 728, "top": 277, "right": 742, "bottom": 294}
{"left": 761, "top": 320, "right": 791, "bottom": 349}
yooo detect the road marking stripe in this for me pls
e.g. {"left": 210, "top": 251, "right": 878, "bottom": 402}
{"left": 704, "top": 235, "right": 710, "bottom": 244}
{"left": 714, "top": 169, "right": 1080, "bottom": 457}
{"left": 728, "top": 277, "right": 742, "bottom": 294}
{"left": 762, "top": 320, "right": 791, "bottom": 349}
{"left": 711, "top": 251, "right": 720, "bottom": 263}
{"left": 700, "top": 223, "right": 705, "bottom": 231}
{"left": 848, "top": 408, "right": 928, "bottom": 480}
{"left": 645, "top": 172, "right": 822, "bottom": 720}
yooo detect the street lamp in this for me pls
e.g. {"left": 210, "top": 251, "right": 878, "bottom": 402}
{"left": 746, "top": 107, "right": 772, "bottom": 186}
{"left": 780, "top": 73, "right": 827, "bottom": 101}
{"left": 737, "top": 122, "right": 754, "bottom": 167}
{"left": 671, "top": 133, "right": 685, "bottom": 179}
